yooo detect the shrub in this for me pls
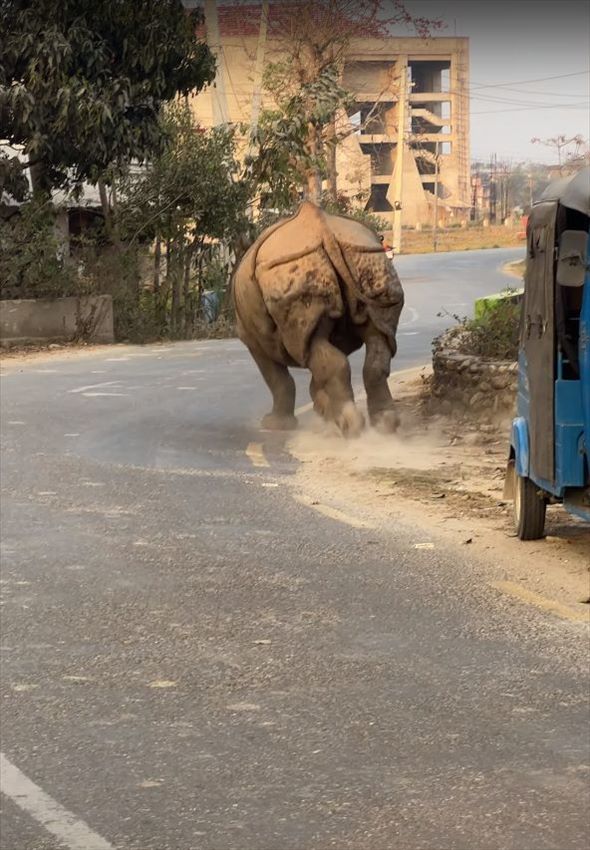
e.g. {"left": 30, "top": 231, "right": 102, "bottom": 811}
{"left": 0, "top": 201, "right": 80, "bottom": 300}
{"left": 437, "top": 297, "right": 520, "bottom": 361}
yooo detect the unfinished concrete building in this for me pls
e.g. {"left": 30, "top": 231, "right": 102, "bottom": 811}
{"left": 191, "top": 4, "right": 471, "bottom": 228}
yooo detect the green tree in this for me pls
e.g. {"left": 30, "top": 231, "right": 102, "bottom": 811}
{"left": 246, "top": 63, "right": 354, "bottom": 209}
{"left": 116, "top": 103, "right": 252, "bottom": 337}
{"left": 244, "top": 0, "right": 440, "bottom": 205}
{"left": 0, "top": 200, "right": 76, "bottom": 298}
{"left": 0, "top": 0, "right": 215, "bottom": 195}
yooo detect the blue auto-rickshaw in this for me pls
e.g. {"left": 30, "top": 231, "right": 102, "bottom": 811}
{"left": 505, "top": 166, "right": 590, "bottom": 539}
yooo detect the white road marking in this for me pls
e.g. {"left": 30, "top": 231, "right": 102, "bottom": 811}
{"left": 0, "top": 752, "right": 115, "bottom": 850}
{"left": 68, "top": 381, "right": 122, "bottom": 394}
{"left": 82, "top": 392, "right": 127, "bottom": 398}
{"left": 399, "top": 306, "right": 419, "bottom": 327}
{"left": 246, "top": 443, "right": 270, "bottom": 468}
{"left": 7, "top": 420, "right": 26, "bottom": 425}
{"left": 294, "top": 400, "right": 315, "bottom": 416}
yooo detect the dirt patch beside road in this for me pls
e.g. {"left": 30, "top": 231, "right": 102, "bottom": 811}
{"left": 289, "top": 368, "right": 590, "bottom": 612}
{"left": 399, "top": 225, "right": 523, "bottom": 254}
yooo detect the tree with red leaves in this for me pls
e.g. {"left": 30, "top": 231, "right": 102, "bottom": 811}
{"left": 242, "top": 0, "right": 441, "bottom": 204}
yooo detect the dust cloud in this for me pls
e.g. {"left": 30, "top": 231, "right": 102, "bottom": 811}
{"left": 290, "top": 410, "right": 449, "bottom": 474}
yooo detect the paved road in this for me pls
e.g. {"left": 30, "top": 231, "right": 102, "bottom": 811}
{"left": 2, "top": 248, "right": 589, "bottom": 850}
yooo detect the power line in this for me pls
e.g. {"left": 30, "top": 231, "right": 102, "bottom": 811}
{"left": 471, "top": 102, "right": 590, "bottom": 115}
{"left": 470, "top": 70, "right": 590, "bottom": 90}
{"left": 472, "top": 85, "right": 590, "bottom": 98}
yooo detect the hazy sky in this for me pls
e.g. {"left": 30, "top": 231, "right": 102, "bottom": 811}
{"left": 397, "top": 0, "right": 590, "bottom": 164}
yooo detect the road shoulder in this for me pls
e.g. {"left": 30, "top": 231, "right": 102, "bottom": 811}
{"left": 287, "top": 367, "right": 590, "bottom": 617}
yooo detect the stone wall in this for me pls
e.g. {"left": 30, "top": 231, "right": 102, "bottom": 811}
{"left": 0, "top": 295, "right": 114, "bottom": 347}
{"left": 431, "top": 329, "right": 518, "bottom": 416}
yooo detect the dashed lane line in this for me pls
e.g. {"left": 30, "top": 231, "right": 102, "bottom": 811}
{"left": 68, "top": 381, "right": 122, "bottom": 394}
{"left": 491, "top": 581, "right": 590, "bottom": 624}
{"left": 246, "top": 442, "right": 270, "bottom": 468}
{"left": 0, "top": 752, "right": 115, "bottom": 850}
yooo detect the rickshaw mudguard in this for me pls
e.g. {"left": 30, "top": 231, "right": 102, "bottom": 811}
{"left": 511, "top": 416, "right": 530, "bottom": 478}
{"left": 503, "top": 417, "right": 529, "bottom": 500}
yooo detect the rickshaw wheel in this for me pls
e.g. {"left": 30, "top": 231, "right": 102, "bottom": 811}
{"left": 514, "top": 474, "right": 546, "bottom": 540}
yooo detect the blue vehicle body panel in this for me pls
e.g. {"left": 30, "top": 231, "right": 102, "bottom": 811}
{"left": 580, "top": 255, "right": 590, "bottom": 469}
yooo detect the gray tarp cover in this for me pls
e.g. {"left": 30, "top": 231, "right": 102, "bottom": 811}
{"left": 522, "top": 167, "right": 590, "bottom": 483}
{"left": 540, "top": 166, "right": 590, "bottom": 216}
{"left": 521, "top": 201, "right": 558, "bottom": 483}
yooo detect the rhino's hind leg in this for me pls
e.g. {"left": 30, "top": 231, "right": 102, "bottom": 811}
{"left": 249, "top": 347, "right": 298, "bottom": 431}
{"left": 309, "top": 378, "right": 332, "bottom": 420}
{"left": 362, "top": 325, "right": 399, "bottom": 433}
{"left": 308, "top": 329, "right": 365, "bottom": 438}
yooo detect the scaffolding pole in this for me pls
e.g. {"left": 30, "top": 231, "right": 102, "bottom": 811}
{"left": 391, "top": 57, "right": 408, "bottom": 254}
{"left": 248, "top": 0, "right": 269, "bottom": 142}
{"left": 204, "top": 0, "right": 230, "bottom": 126}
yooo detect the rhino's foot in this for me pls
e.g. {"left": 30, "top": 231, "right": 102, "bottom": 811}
{"left": 371, "top": 409, "right": 400, "bottom": 435}
{"left": 312, "top": 388, "right": 332, "bottom": 420}
{"left": 261, "top": 412, "right": 298, "bottom": 432}
{"left": 336, "top": 402, "right": 366, "bottom": 439}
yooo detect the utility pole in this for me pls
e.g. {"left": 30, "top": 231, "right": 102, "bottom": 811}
{"left": 248, "top": 1, "right": 269, "bottom": 145}
{"left": 391, "top": 57, "right": 408, "bottom": 255}
{"left": 489, "top": 153, "right": 497, "bottom": 224}
{"left": 433, "top": 139, "right": 440, "bottom": 252}
{"left": 203, "top": 0, "right": 230, "bottom": 126}
{"left": 246, "top": 1, "right": 269, "bottom": 220}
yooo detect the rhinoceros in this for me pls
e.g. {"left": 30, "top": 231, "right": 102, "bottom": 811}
{"left": 233, "top": 202, "right": 404, "bottom": 437}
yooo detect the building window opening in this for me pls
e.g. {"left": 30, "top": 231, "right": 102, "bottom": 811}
{"left": 365, "top": 184, "right": 393, "bottom": 212}
{"left": 408, "top": 60, "right": 451, "bottom": 94}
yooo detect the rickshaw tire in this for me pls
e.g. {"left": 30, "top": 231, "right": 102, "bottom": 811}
{"left": 514, "top": 474, "right": 547, "bottom": 540}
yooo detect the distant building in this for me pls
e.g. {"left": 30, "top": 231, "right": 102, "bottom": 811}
{"left": 190, "top": 3, "right": 471, "bottom": 228}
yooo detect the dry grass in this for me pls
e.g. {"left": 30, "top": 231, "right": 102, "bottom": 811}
{"left": 398, "top": 225, "right": 524, "bottom": 255}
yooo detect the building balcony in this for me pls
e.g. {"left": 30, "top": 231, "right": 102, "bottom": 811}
{"left": 353, "top": 93, "right": 399, "bottom": 103}
{"left": 358, "top": 133, "right": 398, "bottom": 144}
{"left": 410, "top": 92, "right": 452, "bottom": 102}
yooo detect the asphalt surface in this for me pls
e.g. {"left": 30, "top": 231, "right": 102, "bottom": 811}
{"left": 2, "top": 248, "right": 590, "bottom": 850}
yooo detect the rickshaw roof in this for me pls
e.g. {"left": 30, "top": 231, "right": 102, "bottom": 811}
{"left": 538, "top": 166, "right": 590, "bottom": 216}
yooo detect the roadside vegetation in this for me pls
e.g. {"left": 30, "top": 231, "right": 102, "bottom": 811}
{"left": 0, "top": 0, "right": 564, "bottom": 347}
{"left": 400, "top": 224, "right": 524, "bottom": 255}
{"left": 436, "top": 295, "right": 521, "bottom": 362}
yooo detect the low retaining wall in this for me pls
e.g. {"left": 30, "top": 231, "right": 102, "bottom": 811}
{"left": 431, "top": 332, "right": 518, "bottom": 416}
{"left": 0, "top": 295, "right": 114, "bottom": 347}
